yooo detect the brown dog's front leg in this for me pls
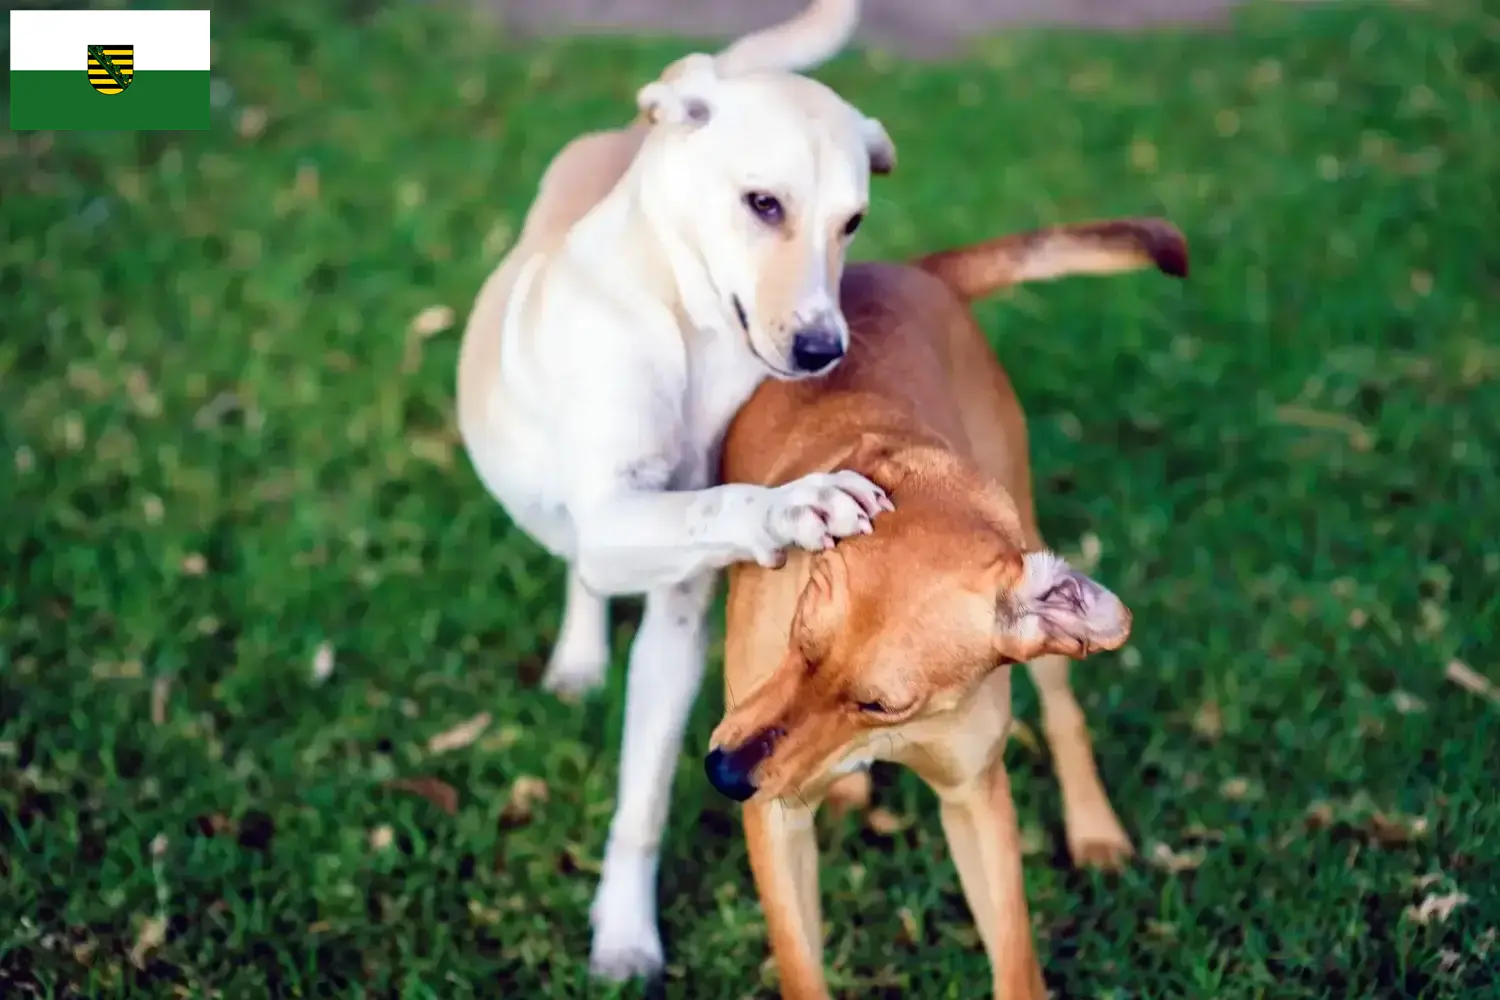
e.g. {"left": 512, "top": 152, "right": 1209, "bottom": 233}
{"left": 937, "top": 761, "right": 1048, "bottom": 999}
{"left": 744, "top": 799, "right": 829, "bottom": 999}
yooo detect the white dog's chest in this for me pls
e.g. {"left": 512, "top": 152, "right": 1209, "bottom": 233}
{"left": 677, "top": 333, "right": 767, "bottom": 483}
{"left": 472, "top": 322, "right": 766, "bottom": 559}
{"left": 625, "top": 333, "right": 765, "bottom": 495}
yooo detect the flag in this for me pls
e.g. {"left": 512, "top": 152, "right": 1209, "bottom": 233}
{"left": 9, "top": 10, "right": 211, "bottom": 131}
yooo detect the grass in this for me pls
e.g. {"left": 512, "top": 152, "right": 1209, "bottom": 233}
{"left": 3, "top": 0, "right": 1499, "bottom": 996}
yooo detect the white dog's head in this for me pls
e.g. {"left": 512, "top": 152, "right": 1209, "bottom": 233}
{"left": 635, "top": 54, "right": 895, "bottom": 380}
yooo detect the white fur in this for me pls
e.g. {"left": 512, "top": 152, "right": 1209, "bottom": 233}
{"left": 588, "top": 572, "right": 713, "bottom": 977}
{"left": 541, "top": 569, "right": 610, "bottom": 697}
{"left": 455, "top": 1, "right": 891, "bottom": 981}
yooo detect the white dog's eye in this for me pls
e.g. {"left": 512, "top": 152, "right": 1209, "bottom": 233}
{"left": 744, "top": 191, "right": 785, "bottom": 226}
{"left": 842, "top": 212, "right": 864, "bottom": 237}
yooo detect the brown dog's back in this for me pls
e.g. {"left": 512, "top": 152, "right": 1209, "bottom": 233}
{"left": 720, "top": 220, "right": 1187, "bottom": 696}
{"left": 721, "top": 260, "right": 981, "bottom": 487}
{"left": 724, "top": 220, "right": 1188, "bottom": 533}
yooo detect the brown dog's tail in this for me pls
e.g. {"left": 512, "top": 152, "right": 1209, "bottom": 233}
{"left": 713, "top": 0, "right": 860, "bottom": 76}
{"left": 914, "top": 218, "right": 1189, "bottom": 302}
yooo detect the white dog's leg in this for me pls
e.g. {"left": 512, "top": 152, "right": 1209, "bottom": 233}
{"left": 589, "top": 573, "right": 714, "bottom": 981}
{"left": 541, "top": 568, "right": 610, "bottom": 699}
{"left": 575, "top": 471, "right": 892, "bottom": 596}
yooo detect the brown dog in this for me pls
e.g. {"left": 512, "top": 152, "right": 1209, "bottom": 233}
{"left": 705, "top": 219, "right": 1188, "bottom": 997}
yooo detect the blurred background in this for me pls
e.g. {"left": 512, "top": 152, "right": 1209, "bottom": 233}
{"left": 3, "top": 0, "right": 1498, "bottom": 997}
{"left": 479, "top": 0, "right": 1243, "bottom": 56}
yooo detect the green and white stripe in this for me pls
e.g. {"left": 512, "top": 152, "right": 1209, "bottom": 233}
{"left": 9, "top": 9, "right": 211, "bottom": 131}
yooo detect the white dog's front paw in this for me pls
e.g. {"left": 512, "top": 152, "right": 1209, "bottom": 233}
{"left": 588, "top": 856, "right": 663, "bottom": 981}
{"left": 764, "top": 471, "right": 893, "bottom": 555}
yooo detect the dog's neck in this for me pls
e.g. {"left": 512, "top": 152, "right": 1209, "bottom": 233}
{"left": 564, "top": 172, "right": 677, "bottom": 309}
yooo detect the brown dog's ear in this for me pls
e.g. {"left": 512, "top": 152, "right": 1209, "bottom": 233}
{"left": 861, "top": 116, "right": 896, "bottom": 175}
{"left": 841, "top": 431, "right": 897, "bottom": 477}
{"left": 815, "top": 431, "right": 900, "bottom": 492}
{"left": 766, "top": 431, "right": 899, "bottom": 497}
{"left": 637, "top": 53, "right": 717, "bottom": 126}
{"left": 994, "top": 551, "right": 1132, "bottom": 661}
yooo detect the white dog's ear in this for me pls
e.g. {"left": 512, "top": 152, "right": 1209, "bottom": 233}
{"left": 637, "top": 53, "right": 719, "bottom": 126}
{"left": 861, "top": 117, "right": 896, "bottom": 175}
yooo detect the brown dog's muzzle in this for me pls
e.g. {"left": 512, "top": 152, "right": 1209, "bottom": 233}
{"left": 703, "top": 726, "right": 783, "bottom": 801}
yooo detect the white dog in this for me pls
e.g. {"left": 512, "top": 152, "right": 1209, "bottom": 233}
{"left": 455, "top": 0, "right": 895, "bottom": 980}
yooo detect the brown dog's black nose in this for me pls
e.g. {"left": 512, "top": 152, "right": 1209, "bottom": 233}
{"left": 704, "top": 726, "right": 783, "bottom": 801}
{"left": 790, "top": 327, "right": 845, "bottom": 374}
{"left": 703, "top": 747, "right": 757, "bottom": 802}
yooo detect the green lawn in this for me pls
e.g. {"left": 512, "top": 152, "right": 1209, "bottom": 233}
{"left": 4, "top": 0, "right": 1499, "bottom": 996}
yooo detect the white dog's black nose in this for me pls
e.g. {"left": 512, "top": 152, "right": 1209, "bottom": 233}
{"left": 790, "top": 328, "right": 845, "bottom": 374}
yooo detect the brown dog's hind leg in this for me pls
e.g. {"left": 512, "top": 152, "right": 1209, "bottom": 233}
{"left": 822, "top": 772, "right": 872, "bottom": 819}
{"left": 1025, "top": 654, "right": 1133, "bottom": 870}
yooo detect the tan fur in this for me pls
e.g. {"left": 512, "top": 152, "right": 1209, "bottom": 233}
{"left": 711, "top": 219, "right": 1188, "bottom": 997}
{"left": 455, "top": 127, "right": 652, "bottom": 442}
{"left": 453, "top": 3, "right": 904, "bottom": 980}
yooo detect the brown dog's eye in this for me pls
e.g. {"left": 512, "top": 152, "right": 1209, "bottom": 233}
{"left": 745, "top": 191, "right": 785, "bottom": 225}
{"left": 842, "top": 212, "right": 864, "bottom": 237}
{"left": 856, "top": 699, "right": 887, "bottom": 714}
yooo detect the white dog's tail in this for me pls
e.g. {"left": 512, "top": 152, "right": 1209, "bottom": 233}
{"left": 713, "top": 0, "right": 860, "bottom": 76}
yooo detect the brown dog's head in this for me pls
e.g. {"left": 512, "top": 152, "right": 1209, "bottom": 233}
{"left": 704, "top": 455, "right": 1130, "bottom": 802}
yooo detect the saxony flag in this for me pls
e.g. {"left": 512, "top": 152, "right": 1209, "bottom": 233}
{"left": 9, "top": 9, "right": 211, "bottom": 131}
